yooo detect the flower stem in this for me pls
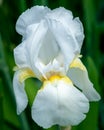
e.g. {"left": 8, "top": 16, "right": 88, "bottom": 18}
{"left": 59, "top": 126, "right": 71, "bottom": 130}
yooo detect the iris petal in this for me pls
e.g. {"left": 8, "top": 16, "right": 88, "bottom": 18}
{"left": 25, "top": 20, "right": 49, "bottom": 78}
{"left": 68, "top": 58, "right": 101, "bottom": 101}
{"left": 16, "top": 6, "right": 50, "bottom": 36}
{"left": 38, "top": 30, "right": 59, "bottom": 64}
{"left": 47, "top": 19, "right": 76, "bottom": 70}
{"left": 14, "top": 41, "right": 30, "bottom": 68}
{"left": 32, "top": 76, "right": 89, "bottom": 128}
{"left": 13, "top": 70, "right": 28, "bottom": 114}
{"left": 46, "top": 7, "right": 84, "bottom": 53}
{"left": 14, "top": 20, "right": 48, "bottom": 79}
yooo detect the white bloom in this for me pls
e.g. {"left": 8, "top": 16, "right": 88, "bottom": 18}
{"left": 13, "top": 6, "right": 101, "bottom": 129}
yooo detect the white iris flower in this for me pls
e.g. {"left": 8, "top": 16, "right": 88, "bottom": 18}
{"left": 13, "top": 6, "right": 100, "bottom": 129}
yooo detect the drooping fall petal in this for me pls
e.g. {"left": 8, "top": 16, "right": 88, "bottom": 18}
{"left": 32, "top": 76, "right": 89, "bottom": 128}
{"left": 68, "top": 58, "right": 101, "bottom": 101}
{"left": 13, "top": 70, "right": 28, "bottom": 114}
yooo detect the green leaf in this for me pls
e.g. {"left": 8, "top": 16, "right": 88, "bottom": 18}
{"left": 48, "top": 125, "right": 58, "bottom": 130}
{"left": 33, "top": 0, "right": 48, "bottom": 6}
{"left": 0, "top": 79, "right": 4, "bottom": 130}
{"left": 77, "top": 102, "right": 100, "bottom": 130}
{"left": 0, "top": 36, "right": 30, "bottom": 130}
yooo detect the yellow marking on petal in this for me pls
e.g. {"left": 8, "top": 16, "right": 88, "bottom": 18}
{"left": 61, "top": 76, "right": 73, "bottom": 85}
{"left": 19, "top": 68, "right": 35, "bottom": 83}
{"left": 70, "top": 58, "right": 86, "bottom": 71}
{"left": 49, "top": 75, "right": 73, "bottom": 85}
{"left": 39, "top": 75, "right": 73, "bottom": 92}
{"left": 49, "top": 75, "right": 61, "bottom": 82}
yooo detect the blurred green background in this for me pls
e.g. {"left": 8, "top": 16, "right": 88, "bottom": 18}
{"left": 0, "top": 0, "right": 104, "bottom": 130}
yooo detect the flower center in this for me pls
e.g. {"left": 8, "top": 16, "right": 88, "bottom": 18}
{"left": 39, "top": 75, "right": 73, "bottom": 91}
{"left": 49, "top": 75, "right": 61, "bottom": 81}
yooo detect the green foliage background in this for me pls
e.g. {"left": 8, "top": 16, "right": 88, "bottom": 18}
{"left": 0, "top": 0, "right": 104, "bottom": 130}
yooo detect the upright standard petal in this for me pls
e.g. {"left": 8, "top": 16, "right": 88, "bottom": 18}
{"left": 47, "top": 19, "right": 76, "bottom": 70}
{"left": 15, "top": 20, "right": 49, "bottom": 79}
{"left": 25, "top": 20, "right": 48, "bottom": 75}
{"left": 32, "top": 76, "right": 89, "bottom": 128}
{"left": 13, "top": 70, "right": 28, "bottom": 114}
{"left": 38, "top": 30, "right": 59, "bottom": 64}
{"left": 16, "top": 6, "right": 50, "bottom": 36}
{"left": 68, "top": 58, "right": 101, "bottom": 101}
{"left": 46, "top": 7, "right": 84, "bottom": 53}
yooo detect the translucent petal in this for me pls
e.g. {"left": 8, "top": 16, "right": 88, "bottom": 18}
{"left": 68, "top": 58, "right": 101, "bottom": 101}
{"left": 38, "top": 30, "right": 59, "bottom": 64}
{"left": 16, "top": 6, "right": 50, "bottom": 36}
{"left": 47, "top": 19, "right": 77, "bottom": 70}
{"left": 14, "top": 20, "right": 48, "bottom": 79}
{"left": 14, "top": 23, "right": 40, "bottom": 68}
{"left": 46, "top": 7, "right": 84, "bottom": 52}
{"left": 14, "top": 41, "right": 30, "bottom": 68}
{"left": 25, "top": 20, "right": 48, "bottom": 76}
{"left": 13, "top": 70, "right": 28, "bottom": 114}
{"left": 32, "top": 77, "right": 89, "bottom": 128}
